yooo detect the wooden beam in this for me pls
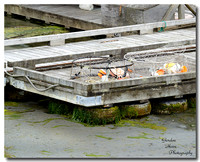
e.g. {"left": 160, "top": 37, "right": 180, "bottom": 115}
{"left": 90, "top": 72, "right": 196, "bottom": 91}
{"left": 162, "top": 4, "right": 178, "bottom": 21}
{"left": 178, "top": 5, "right": 185, "bottom": 19}
{"left": 13, "top": 67, "right": 90, "bottom": 96}
{"left": 185, "top": 4, "right": 196, "bottom": 16}
{"left": 4, "top": 18, "right": 195, "bottom": 46}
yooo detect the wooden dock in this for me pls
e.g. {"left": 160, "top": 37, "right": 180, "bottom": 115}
{"left": 5, "top": 4, "right": 107, "bottom": 30}
{"left": 4, "top": 19, "right": 196, "bottom": 107}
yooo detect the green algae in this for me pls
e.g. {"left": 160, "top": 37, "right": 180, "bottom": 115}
{"left": 95, "top": 135, "right": 113, "bottom": 140}
{"left": 27, "top": 118, "right": 64, "bottom": 125}
{"left": 51, "top": 125, "right": 69, "bottom": 128}
{"left": 5, "top": 26, "right": 69, "bottom": 39}
{"left": 64, "top": 148, "right": 73, "bottom": 152}
{"left": 40, "top": 150, "right": 51, "bottom": 156}
{"left": 4, "top": 146, "right": 15, "bottom": 158}
{"left": 5, "top": 107, "right": 34, "bottom": 115}
{"left": 5, "top": 109, "right": 21, "bottom": 116}
{"left": 5, "top": 109, "right": 23, "bottom": 120}
{"left": 115, "top": 119, "right": 167, "bottom": 132}
{"left": 84, "top": 152, "right": 111, "bottom": 157}
{"left": 127, "top": 132, "right": 157, "bottom": 140}
{"left": 4, "top": 151, "right": 16, "bottom": 158}
{"left": 5, "top": 101, "right": 19, "bottom": 107}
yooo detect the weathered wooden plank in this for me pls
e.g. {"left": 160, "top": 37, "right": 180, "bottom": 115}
{"left": 7, "top": 37, "right": 195, "bottom": 67}
{"left": 118, "top": 37, "right": 148, "bottom": 46}
{"left": 162, "top": 4, "right": 178, "bottom": 21}
{"left": 172, "top": 30, "right": 195, "bottom": 38}
{"left": 178, "top": 5, "right": 185, "bottom": 19}
{"left": 40, "top": 47, "right": 70, "bottom": 56}
{"left": 102, "top": 79, "right": 196, "bottom": 105}
{"left": 5, "top": 51, "right": 36, "bottom": 60}
{"left": 20, "top": 48, "right": 57, "bottom": 57}
{"left": 13, "top": 67, "right": 89, "bottom": 92}
{"left": 43, "top": 70, "right": 71, "bottom": 79}
{"left": 125, "top": 44, "right": 196, "bottom": 56}
{"left": 12, "top": 64, "right": 196, "bottom": 96}
{"left": 12, "top": 51, "right": 45, "bottom": 59}
{"left": 185, "top": 4, "right": 196, "bottom": 16}
{"left": 4, "top": 18, "right": 195, "bottom": 46}
{"left": 90, "top": 72, "right": 196, "bottom": 91}
{"left": 4, "top": 55, "right": 22, "bottom": 61}
{"left": 53, "top": 46, "right": 85, "bottom": 53}
{"left": 9, "top": 77, "right": 80, "bottom": 103}
{"left": 5, "top": 28, "right": 196, "bottom": 67}
{"left": 50, "top": 47, "right": 75, "bottom": 53}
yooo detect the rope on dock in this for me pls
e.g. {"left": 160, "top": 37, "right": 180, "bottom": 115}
{"left": 4, "top": 70, "right": 59, "bottom": 92}
{"left": 158, "top": 21, "right": 167, "bottom": 32}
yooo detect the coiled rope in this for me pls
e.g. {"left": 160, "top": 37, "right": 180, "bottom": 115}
{"left": 158, "top": 21, "right": 167, "bottom": 32}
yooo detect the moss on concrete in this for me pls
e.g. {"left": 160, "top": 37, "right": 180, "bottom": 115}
{"left": 4, "top": 151, "right": 16, "bottom": 158}
{"left": 115, "top": 119, "right": 167, "bottom": 132}
{"left": 27, "top": 118, "right": 64, "bottom": 125}
{"left": 151, "top": 99, "right": 188, "bottom": 115}
{"left": 5, "top": 101, "right": 35, "bottom": 120}
{"left": 4, "top": 146, "right": 15, "bottom": 158}
{"left": 4, "top": 109, "right": 24, "bottom": 120}
{"left": 72, "top": 106, "right": 121, "bottom": 125}
{"left": 127, "top": 132, "right": 157, "bottom": 140}
{"left": 40, "top": 150, "right": 51, "bottom": 156}
{"left": 84, "top": 152, "right": 111, "bottom": 157}
{"left": 51, "top": 125, "right": 69, "bottom": 128}
{"left": 95, "top": 135, "right": 113, "bottom": 140}
{"left": 64, "top": 148, "right": 73, "bottom": 152}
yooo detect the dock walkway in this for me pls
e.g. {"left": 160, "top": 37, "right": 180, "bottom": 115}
{"left": 5, "top": 27, "right": 195, "bottom": 68}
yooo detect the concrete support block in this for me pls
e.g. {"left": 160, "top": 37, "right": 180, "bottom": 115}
{"left": 139, "top": 29, "right": 154, "bottom": 35}
{"left": 26, "top": 16, "right": 31, "bottom": 20}
{"left": 101, "top": 4, "right": 171, "bottom": 27}
{"left": 50, "top": 39, "right": 65, "bottom": 46}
